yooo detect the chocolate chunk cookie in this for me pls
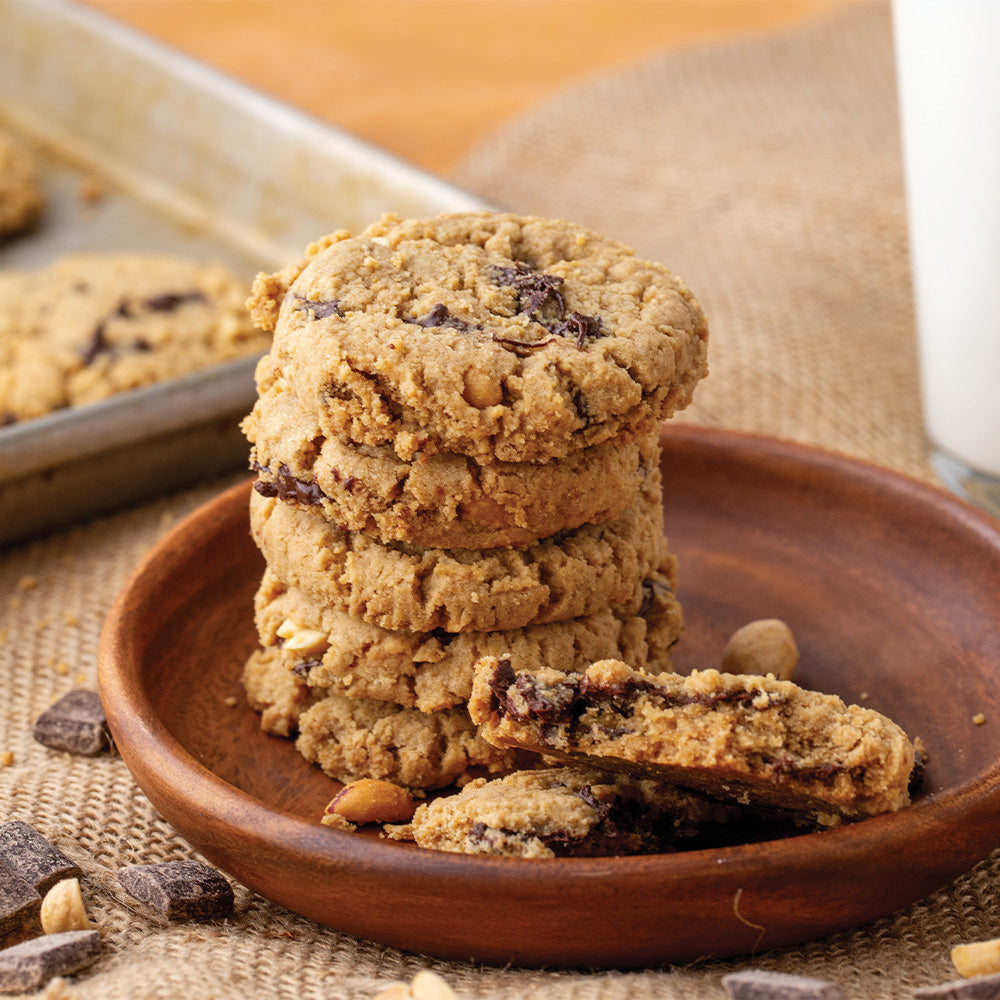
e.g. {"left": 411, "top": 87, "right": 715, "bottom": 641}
{"left": 0, "top": 130, "right": 43, "bottom": 239}
{"left": 247, "top": 211, "right": 708, "bottom": 462}
{"left": 469, "top": 658, "right": 916, "bottom": 824}
{"left": 244, "top": 373, "right": 660, "bottom": 548}
{"left": 0, "top": 252, "right": 266, "bottom": 424}
{"left": 296, "top": 692, "right": 528, "bottom": 791}
{"left": 242, "top": 645, "right": 528, "bottom": 788}
{"left": 254, "top": 562, "right": 683, "bottom": 713}
{"left": 385, "top": 766, "right": 741, "bottom": 858}
{"left": 248, "top": 463, "right": 673, "bottom": 634}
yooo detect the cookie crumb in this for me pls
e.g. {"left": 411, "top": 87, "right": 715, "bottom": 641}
{"left": 0, "top": 751, "right": 14, "bottom": 767}
{"left": 972, "top": 713, "right": 986, "bottom": 726}
{"left": 223, "top": 696, "right": 238, "bottom": 708}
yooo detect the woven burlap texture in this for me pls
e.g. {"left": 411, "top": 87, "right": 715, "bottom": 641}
{"left": 1, "top": 3, "right": 996, "bottom": 998}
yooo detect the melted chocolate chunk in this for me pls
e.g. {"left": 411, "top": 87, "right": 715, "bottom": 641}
{"left": 290, "top": 657, "right": 321, "bottom": 678}
{"left": 489, "top": 262, "right": 604, "bottom": 350}
{"left": 294, "top": 295, "right": 342, "bottom": 319}
{"left": 411, "top": 303, "right": 471, "bottom": 331}
{"left": 142, "top": 290, "right": 206, "bottom": 312}
{"left": 252, "top": 463, "right": 327, "bottom": 506}
{"left": 80, "top": 322, "right": 110, "bottom": 365}
{"left": 638, "top": 578, "right": 672, "bottom": 618}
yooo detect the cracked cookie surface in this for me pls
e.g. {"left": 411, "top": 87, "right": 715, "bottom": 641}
{"left": 248, "top": 460, "right": 673, "bottom": 633}
{"left": 253, "top": 562, "right": 683, "bottom": 713}
{"left": 469, "top": 657, "right": 916, "bottom": 825}
{"left": 244, "top": 374, "right": 660, "bottom": 548}
{"left": 247, "top": 211, "right": 708, "bottom": 462}
{"left": 0, "top": 252, "right": 266, "bottom": 424}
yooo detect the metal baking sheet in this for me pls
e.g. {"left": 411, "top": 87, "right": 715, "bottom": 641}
{"left": 0, "top": 0, "right": 487, "bottom": 545}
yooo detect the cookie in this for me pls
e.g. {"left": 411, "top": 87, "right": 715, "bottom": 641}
{"left": 241, "top": 645, "right": 319, "bottom": 737}
{"left": 296, "top": 692, "right": 528, "bottom": 791}
{"left": 247, "top": 211, "right": 708, "bottom": 463}
{"left": 0, "top": 252, "right": 267, "bottom": 424}
{"left": 248, "top": 464, "right": 673, "bottom": 634}
{"left": 385, "top": 766, "right": 742, "bottom": 858}
{"left": 469, "top": 657, "right": 917, "bottom": 825}
{"left": 242, "top": 644, "right": 529, "bottom": 788}
{"left": 255, "top": 563, "right": 683, "bottom": 712}
{"left": 0, "top": 131, "right": 43, "bottom": 239}
{"left": 244, "top": 372, "right": 660, "bottom": 548}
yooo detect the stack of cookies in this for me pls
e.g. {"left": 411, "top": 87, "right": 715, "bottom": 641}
{"left": 239, "top": 211, "right": 709, "bottom": 793}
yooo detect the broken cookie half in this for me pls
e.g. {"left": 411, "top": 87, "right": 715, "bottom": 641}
{"left": 468, "top": 656, "right": 917, "bottom": 827}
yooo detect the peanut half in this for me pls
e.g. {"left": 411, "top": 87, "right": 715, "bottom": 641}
{"left": 40, "top": 877, "right": 90, "bottom": 934}
{"left": 952, "top": 937, "right": 1000, "bottom": 978}
{"left": 324, "top": 779, "right": 416, "bottom": 826}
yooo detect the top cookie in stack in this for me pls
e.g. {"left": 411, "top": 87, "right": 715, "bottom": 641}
{"left": 240, "top": 211, "right": 708, "bottom": 791}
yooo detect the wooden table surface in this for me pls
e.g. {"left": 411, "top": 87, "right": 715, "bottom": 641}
{"left": 82, "top": 1, "right": 842, "bottom": 177}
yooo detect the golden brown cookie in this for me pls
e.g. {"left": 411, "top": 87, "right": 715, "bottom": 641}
{"left": 244, "top": 373, "right": 660, "bottom": 548}
{"left": 254, "top": 562, "right": 683, "bottom": 712}
{"left": 385, "top": 767, "right": 742, "bottom": 858}
{"left": 469, "top": 657, "right": 917, "bottom": 825}
{"left": 0, "top": 253, "right": 266, "bottom": 424}
{"left": 247, "top": 211, "right": 708, "bottom": 463}
{"left": 248, "top": 463, "right": 673, "bottom": 634}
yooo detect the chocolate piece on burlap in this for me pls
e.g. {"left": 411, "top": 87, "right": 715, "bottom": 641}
{"left": 32, "top": 690, "right": 110, "bottom": 756}
{"left": 0, "top": 930, "right": 101, "bottom": 993}
{"left": 0, "top": 821, "right": 83, "bottom": 894}
{"left": 117, "top": 861, "right": 234, "bottom": 922}
{"left": 0, "top": 5, "right": 988, "bottom": 998}
{"left": 0, "top": 867, "right": 41, "bottom": 948}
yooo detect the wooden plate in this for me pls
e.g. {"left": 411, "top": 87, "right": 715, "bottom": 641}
{"left": 98, "top": 426, "right": 1000, "bottom": 969}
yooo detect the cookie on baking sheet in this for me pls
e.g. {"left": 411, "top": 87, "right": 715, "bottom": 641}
{"left": 295, "top": 692, "right": 529, "bottom": 791}
{"left": 0, "top": 252, "right": 266, "bottom": 424}
{"left": 248, "top": 464, "right": 673, "bottom": 635}
{"left": 469, "top": 657, "right": 917, "bottom": 825}
{"left": 244, "top": 372, "right": 660, "bottom": 548}
{"left": 247, "top": 211, "right": 708, "bottom": 463}
{"left": 254, "top": 560, "right": 684, "bottom": 713}
{"left": 385, "top": 766, "right": 744, "bottom": 858}
{"left": 0, "top": 130, "right": 43, "bottom": 239}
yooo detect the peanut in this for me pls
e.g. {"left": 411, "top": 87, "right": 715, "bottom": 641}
{"left": 462, "top": 369, "right": 503, "bottom": 409}
{"left": 325, "top": 778, "right": 416, "bottom": 825}
{"left": 372, "top": 985, "right": 411, "bottom": 1000}
{"left": 275, "top": 618, "right": 329, "bottom": 655}
{"left": 411, "top": 971, "right": 457, "bottom": 1000}
{"left": 952, "top": 937, "right": 1000, "bottom": 978}
{"left": 721, "top": 618, "right": 798, "bottom": 680}
{"left": 40, "top": 877, "right": 90, "bottom": 934}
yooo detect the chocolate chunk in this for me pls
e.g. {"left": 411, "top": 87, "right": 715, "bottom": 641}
{"left": 294, "top": 295, "right": 342, "bottom": 319}
{"left": 32, "top": 690, "right": 110, "bottom": 756}
{"left": 0, "top": 867, "right": 41, "bottom": 947}
{"left": 0, "top": 822, "right": 83, "bottom": 895}
{"left": 141, "top": 290, "right": 206, "bottom": 312}
{"left": 252, "top": 464, "right": 327, "bottom": 506}
{"left": 0, "top": 930, "right": 100, "bottom": 993}
{"left": 80, "top": 322, "right": 110, "bottom": 365}
{"left": 412, "top": 303, "right": 470, "bottom": 331}
{"left": 489, "top": 261, "right": 603, "bottom": 349}
{"left": 722, "top": 969, "right": 846, "bottom": 1000}
{"left": 914, "top": 973, "right": 1000, "bottom": 999}
{"left": 117, "top": 860, "right": 234, "bottom": 921}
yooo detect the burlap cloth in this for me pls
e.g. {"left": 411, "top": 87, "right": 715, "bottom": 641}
{"left": 1, "top": 3, "right": 996, "bottom": 997}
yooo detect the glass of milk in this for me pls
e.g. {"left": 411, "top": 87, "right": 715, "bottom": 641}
{"left": 892, "top": 0, "right": 1000, "bottom": 518}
